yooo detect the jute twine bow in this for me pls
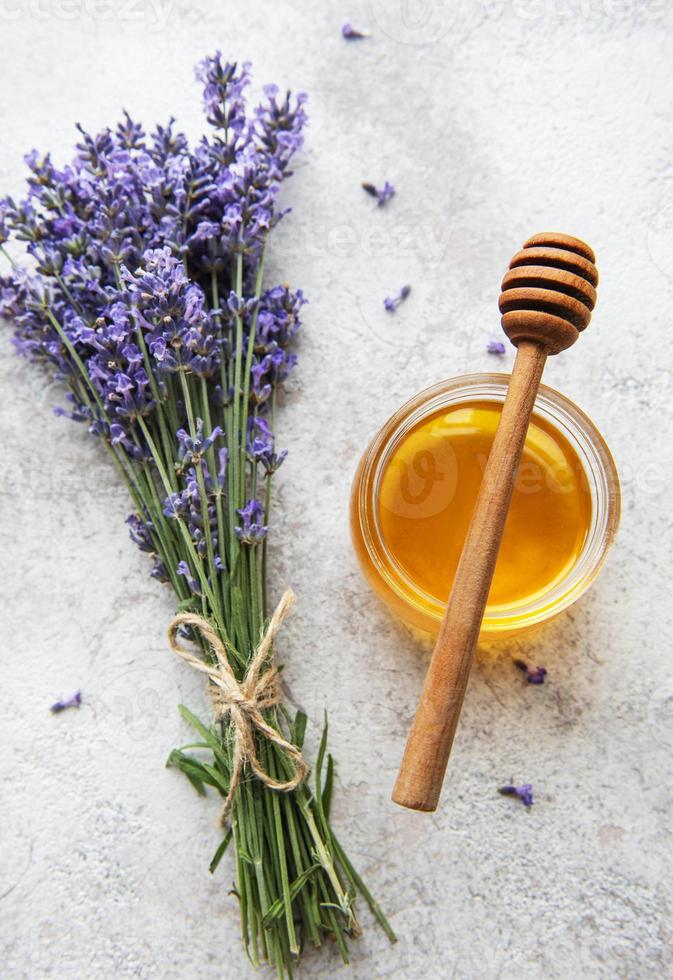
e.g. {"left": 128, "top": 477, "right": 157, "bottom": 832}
{"left": 167, "top": 588, "right": 308, "bottom": 825}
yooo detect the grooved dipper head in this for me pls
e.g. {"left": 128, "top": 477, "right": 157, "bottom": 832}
{"left": 498, "top": 233, "right": 598, "bottom": 355}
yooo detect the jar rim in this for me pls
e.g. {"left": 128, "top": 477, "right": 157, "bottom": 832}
{"left": 353, "top": 373, "right": 621, "bottom": 634}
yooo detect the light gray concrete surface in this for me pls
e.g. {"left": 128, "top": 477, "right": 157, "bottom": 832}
{"left": 1, "top": 2, "right": 673, "bottom": 978}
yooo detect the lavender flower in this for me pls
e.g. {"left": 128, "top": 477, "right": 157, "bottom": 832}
{"left": 384, "top": 285, "right": 411, "bottom": 313}
{"left": 177, "top": 560, "right": 201, "bottom": 594}
{"left": 1, "top": 52, "right": 397, "bottom": 974}
{"left": 0, "top": 204, "right": 8, "bottom": 245}
{"left": 487, "top": 340, "right": 506, "bottom": 355}
{"left": 227, "top": 291, "right": 258, "bottom": 318}
{"left": 176, "top": 418, "right": 223, "bottom": 464}
{"left": 255, "top": 84, "right": 308, "bottom": 177}
{"left": 150, "top": 558, "right": 170, "bottom": 583}
{"left": 362, "top": 181, "right": 395, "bottom": 207}
{"left": 124, "top": 248, "right": 219, "bottom": 379}
{"left": 342, "top": 22, "right": 369, "bottom": 39}
{"left": 513, "top": 659, "right": 547, "bottom": 685}
{"left": 0, "top": 55, "right": 307, "bottom": 379}
{"left": 235, "top": 499, "right": 268, "bottom": 545}
{"left": 195, "top": 55, "right": 250, "bottom": 146}
{"left": 13, "top": 51, "right": 295, "bottom": 576}
{"left": 164, "top": 469, "right": 219, "bottom": 558}
{"left": 127, "top": 513, "right": 156, "bottom": 553}
{"left": 256, "top": 285, "right": 306, "bottom": 353}
{"left": 203, "top": 447, "right": 228, "bottom": 493}
{"left": 249, "top": 359, "right": 273, "bottom": 407}
{"left": 127, "top": 515, "right": 170, "bottom": 583}
{"left": 50, "top": 691, "right": 82, "bottom": 713}
{"left": 499, "top": 784, "right": 534, "bottom": 807}
{"left": 247, "top": 416, "right": 287, "bottom": 474}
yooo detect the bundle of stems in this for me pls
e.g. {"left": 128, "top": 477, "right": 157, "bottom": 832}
{"left": 0, "top": 54, "right": 394, "bottom": 976}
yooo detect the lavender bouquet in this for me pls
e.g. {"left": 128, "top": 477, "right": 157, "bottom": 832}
{"left": 0, "top": 54, "right": 393, "bottom": 975}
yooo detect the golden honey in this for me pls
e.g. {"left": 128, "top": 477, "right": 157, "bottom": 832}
{"left": 351, "top": 375, "right": 620, "bottom": 637}
{"left": 378, "top": 401, "right": 591, "bottom": 613}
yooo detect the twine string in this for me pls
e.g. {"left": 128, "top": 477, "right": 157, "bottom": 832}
{"left": 167, "top": 588, "right": 308, "bottom": 824}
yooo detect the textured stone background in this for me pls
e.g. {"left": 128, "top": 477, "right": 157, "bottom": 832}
{"left": 1, "top": 2, "right": 672, "bottom": 978}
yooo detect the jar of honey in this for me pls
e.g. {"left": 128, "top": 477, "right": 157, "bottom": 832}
{"left": 350, "top": 374, "right": 620, "bottom": 637}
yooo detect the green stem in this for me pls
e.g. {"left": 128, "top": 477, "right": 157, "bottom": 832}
{"left": 239, "top": 243, "right": 267, "bottom": 506}
{"left": 267, "top": 750, "right": 299, "bottom": 955}
{"left": 137, "top": 414, "right": 223, "bottom": 622}
{"left": 200, "top": 376, "right": 230, "bottom": 621}
{"left": 214, "top": 266, "right": 243, "bottom": 631}
{"left": 55, "top": 273, "right": 86, "bottom": 322}
{"left": 44, "top": 306, "right": 107, "bottom": 418}
{"left": 331, "top": 833, "right": 397, "bottom": 943}
{"left": 231, "top": 323, "right": 244, "bottom": 505}
{"left": 179, "top": 370, "right": 224, "bottom": 626}
{"left": 261, "top": 387, "right": 278, "bottom": 615}
{"left": 0, "top": 244, "right": 18, "bottom": 270}
{"left": 300, "top": 800, "right": 355, "bottom": 926}
{"left": 136, "top": 328, "right": 178, "bottom": 490}
{"left": 104, "top": 447, "right": 186, "bottom": 597}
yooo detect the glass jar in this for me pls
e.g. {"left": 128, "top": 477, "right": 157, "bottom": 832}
{"left": 350, "top": 373, "right": 621, "bottom": 638}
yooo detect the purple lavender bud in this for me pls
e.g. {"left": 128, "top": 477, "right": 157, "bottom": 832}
{"left": 249, "top": 357, "right": 273, "bottom": 407}
{"left": 177, "top": 560, "right": 201, "bottom": 594}
{"left": 247, "top": 416, "right": 287, "bottom": 474}
{"left": 362, "top": 181, "right": 395, "bottom": 207}
{"left": 216, "top": 447, "right": 228, "bottom": 488}
{"left": 227, "top": 290, "right": 244, "bottom": 315}
{"left": 378, "top": 181, "right": 395, "bottom": 206}
{"left": 235, "top": 498, "right": 268, "bottom": 545}
{"left": 0, "top": 202, "right": 9, "bottom": 245}
{"left": 342, "top": 22, "right": 369, "bottom": 39}
{"left": 127, "top": 513, "right": 156, "bottom": 553}
{"left": 499, "top": 784, "right": 534, "bottom": 807}
{"left": 254, "top": 85, "right": 307, "bottom": 178}
{"left": 195, "top": 53, "right": 251, "bottom": 142}
{"left": 487, "top": 340, "right": 506, "bottom": 355}
{"left": 513, "top": 659, "right": 547, "bottom": 684}
{"left": 176, "top": 418, "right": 223, "bottom": 464}
{"left": 150, "top": 557, "right": 169, "bottom": 583}
{"left": 383, "top": 285, "right": 411, "bottom": 314}
{"left": 50, "top": 690, "right": 82, "bottom": 714}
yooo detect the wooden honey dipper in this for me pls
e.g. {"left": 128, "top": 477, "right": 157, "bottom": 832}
{"left": 392, "top": 232, "right": 598, "bottom": 812}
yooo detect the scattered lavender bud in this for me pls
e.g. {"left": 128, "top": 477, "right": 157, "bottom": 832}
{"left": 50, "top": 690, "right": 82, "bottom": 714}
{"left": 384, "top": 285, "right": 411, "bottom": 313}
{"left": 342, "top": 22, "right": 369, "bottom": 39}
{"left": 513, "top": 659, "right": 547, "bottom": 684}
{"left": 361, "top": 180, "right": 395, "bottom": 207}
{"left": 499, "top": 784, "right": 534, "bottom": 807}
{"left": 487, "top": 340, "right": 506, "bottom": 355}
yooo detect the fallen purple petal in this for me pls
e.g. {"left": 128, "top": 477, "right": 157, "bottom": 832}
{"left": 513, "top": 659, "right": 547, "bottom": 684}
{"left": 383, "top": 285, "right": 411, "bottom": 313}
{"left": 499, "top": 784, "right": 534, "bottom": 807}
{"left": 342, "top": 22, "right": 369, "bottom": 40}
{"left": 362, "top": 180, "right": 395, "bottom": 207}
{"left": 50, "top": 690, "right": 82, "bottom": 713}
{"left": 487, "top": 340, "right": 506, "bottom": 355}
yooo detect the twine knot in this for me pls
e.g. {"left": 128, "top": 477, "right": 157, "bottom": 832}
{"left": 167, "top": 588, "right": 308, "bottom": 824}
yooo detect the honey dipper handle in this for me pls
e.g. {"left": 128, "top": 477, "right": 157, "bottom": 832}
{"left": 392, "top": 340, "right": 548, "bottom": 811}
